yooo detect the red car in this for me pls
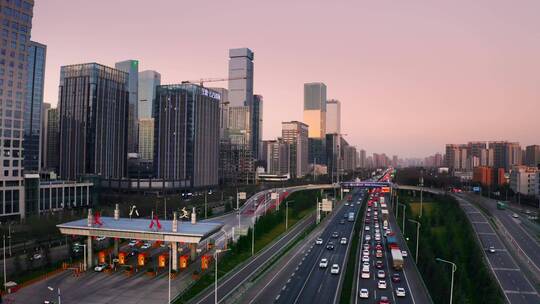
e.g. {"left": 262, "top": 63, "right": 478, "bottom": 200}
{"left": 392, "top": 273, "right": 401, "bottom": 283}
{"left": 376, "top": 244, "right": 383, "bottom": 250}
{"left": 379, "top": 296, "right": 390, "bottom": 304}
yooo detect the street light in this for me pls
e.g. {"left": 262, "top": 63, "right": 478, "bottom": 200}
{"left": 47, "top": 286, "right": 61, "bottom": 304}
{"left": 408, "top": 219, "right": 421, "bottom": 264}
{"left": 214, "top": 248, "right": 231, "bottom": 304}
{"left": 168, "top": 243, "right": 172, "bottom": 304}
{"left": 436, "top": 257, "right": 457, "bottom": 304}
{"left": 419, "top": 174, "right": 424, "bottom": 218}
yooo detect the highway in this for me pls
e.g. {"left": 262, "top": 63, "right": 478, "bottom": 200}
{"left": 454, "top": 195, "right": 539, "bottom": 304}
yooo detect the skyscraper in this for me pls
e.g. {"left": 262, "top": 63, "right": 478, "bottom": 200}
{"left": 489, "top": 141, "right": 521, "bottom": 171}
{"left": 45, "top": 107, "right": 59, "bottom": 172}
{"left": 154, "top": 84, "right": 220, "bottom": 188}
{"left": 252, "top": 94, "right": 263, "bottom": 160}
{"left": 525, "top": 145, "right": 540, "bottom": 168}
{"left": 58, "top": 63, "right": 129, "bottom": 180}
{"left": 326, "top": 99, "right": 340, "bottom": 134}
{"left": 266, "top": 139, "right": 290, "bottom": 175}
{"left": 303, "top": 82, "right": 327, "bottom": 139}
{"left": 23, "top": 41, "right": 46, "bottom": 172}
{"left": 359, "top": 149, "right": 367, "bottom": 168}
{"left": 0, "top": 0, "right": 34, "bottom": 218}
{"left": 137, "top": 70, "right": 160, "bottom": 160}
{"left": 40, "top": 102, "right": 51, "bottom": 170}
{"left": 228, "top": 48, "right": 254, "bottom": 107}
{"left": 282, "top": 121, "right": 309, "bottom": 178}
{"left": 115, "top": 60, "right": 139, "bottom": 153}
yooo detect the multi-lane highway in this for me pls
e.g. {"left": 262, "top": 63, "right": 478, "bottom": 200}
{"left": 274, "top": 188, "right": 365, "bottom": 304}
{"left": 454, "top": 195, "right": 539, "bottom": 304}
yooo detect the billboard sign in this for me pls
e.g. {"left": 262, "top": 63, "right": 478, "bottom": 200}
{"left": 322, "top": 199, "right": 333, "bottom": 212}
{"left": 238, "top": 192, "right": 247, "bottom": 200}
{"left": 472, "top": 186, "right": 481, "bottom": 193}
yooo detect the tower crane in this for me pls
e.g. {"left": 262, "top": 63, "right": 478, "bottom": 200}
{"left": 181, "top": 76, "right": 247, "bottom": 87}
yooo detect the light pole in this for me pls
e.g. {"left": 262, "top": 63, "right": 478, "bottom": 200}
{"left": 8, "top": 222, "right": 12, "bottom": 256}
{"left": 436, "top": 257, "right": 457, "bottom": 304}
{"left": 80, "top": 244, "right": 87, "bottom": 271}
{"left": 419, "top": 174, "right": 424, "bottom": 218}
{"left": 47, "top": 286, "right": 61, "bottom": 304}
{"left": 251, "top": 216, "right": 255, "bottom": 256}
{"left": 285, "top": 200, "right": 294, "bottom": 231}
{"left": 3, "top": 234, "right": 6, "bottom": 292}
{"left": 408, "top": 219, "right": 421, "bottom": 264}
{"left": 214, "top": 248, "right": 231, "bottom": 304}
{"left": 397, "top": 203, "right": 406, "bottom": 235}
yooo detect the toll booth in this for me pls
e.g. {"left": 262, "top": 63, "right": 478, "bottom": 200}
{"left": 158, "top": 253, "right": 168, "bottom": 268}
{"left": 118, "top": 252, "right": 127, "bottom": 265}
{"left": 137, "top": 253, "right": 146, "bottom": 267}
{"left": 179, "top": 255, "right": 189, "bottom": 269}
{"left": 98, "top": 251, "right": 106, "bottom": 264}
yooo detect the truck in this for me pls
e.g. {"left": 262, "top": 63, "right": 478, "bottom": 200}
{"left": 381, "top": 209, "right": 389, "bottom": 222}
{"left": 390, "top": 247, "right": 404, "bottom": 270}
{"left": 386, "top": 234, "right": 397, "bottom": 249}
{"left": 380, "top": 197, "right": 385, "bottom": 204}
{"left": 348, "top": 212, "right": 355, "bottom": 222}
{"left": 497, "top": 201, "right": 507, "bottom": 210}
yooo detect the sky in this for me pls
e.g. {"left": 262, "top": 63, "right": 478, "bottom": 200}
{"left": 31, "top": 0, "right": 540, "bottom": 158}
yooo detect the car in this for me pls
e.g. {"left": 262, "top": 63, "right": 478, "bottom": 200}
{"left": 112, "top": 257, "right": 120, "bottom": 263}
{"left": 319, "top": 258, "right": 329, "bottom": 268}
{"left": 392, "top": 273, "right": 401, "bottom": 283}
{"left": 95, "top": 236, "right": 106, "bottom": 241}
{"left": 379, "top": 296, "right": 390, "bottom": 304}
{"left": 339, "top": 219, "right": 345, "bottom": 225}
{"left": 30, "top": 253, "right": 43, "bottom": 261}
{"left": 332, "top": 232, "right": 339, "bottom": 238}
{"left": 374, "top": 223, "right": 379, "bottom": 228}
{"left": 376, "top": 260, "right": 384, "bottom": 269}
{"left": 141, "top": 242, "right": 151, "bottom": 250}
{"left": 359, "top": 288, "right": 369, "bottom": 298}
{"left": 367, "top": 207, "right": 371, "bottom": 212}
{"left": 366, "top": 212, "right": 371, "bottom": 217}
{"left": 345, "top": 202, "right": 349, "bottom": 206}
{"left": 376, "top": 250, "right": 383, "bottom": 258}
{"left": 365, "top": 218, "right": 371, "bottom": 224}
{"left": 344, "top": 213, "right": 349, "bottom": 219}
{"left": 330, "top": 264, "right": 340, "bottom": 274}
{"left": 374, "top": 211, "right": 378, "bottom": 216}
{"left": 364, "top": 226, "right": 370, "bottom": 231}
{"left": 378, "top": 280, "right": 387, "bottom": 289}
{"left": 362, "top": 255, "right": 370, "bottom": 262}
{"left": 128, "top": 240, "right": 138, "bottom": 247}
{"left": 396, "top": 287, "right": 406, "bottom": 297}
{"left": 326, "top": 242, "right": 335, "bottom": 250}
{"left": 401, "top": 250, "right": 408, "bottom": 258}
{"left": 340, "top": 237, "right": 348, "bottom": 245}
{"left": 377, "top": 270, "right": 385, "bottom": 278}
{"left": 362, "top": 264, "right": 370, "bottom": 272}
{"left": 315, "top": 238, "right": 323, "bottom": 245}
{"left": 375, "top": 235, "right": 381, "bottom": 241}
{"left": 363, "top": 244, "right": 370, "bottom": 250}
{"left": 362, "top": 249, "right": 370, "bottom": 256}
{"left": 365, "top": 235, "right": 371, "bottom": 241}
{"left": 512, "top": 213, "right": 519, "bottom": 218}
{"left": 361, "top": 270, "right": 370, "bottom": 279}
{"left": 488, "top": 246, "right": 496, "bottom": 253}
{"left": 94, "top": 263, "right": 108, "bottom": 272}
{"left": 375, "top": 244, "right": 383, "bottom": 251}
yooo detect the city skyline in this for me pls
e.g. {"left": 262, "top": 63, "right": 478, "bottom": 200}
{"left": 32, "top": 0, "right": 540, "bottom": 157}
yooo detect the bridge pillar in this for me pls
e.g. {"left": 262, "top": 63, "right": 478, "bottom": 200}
{"left": 113, "top": 238, "right": 119, "bottom": 255}
{"left": 87, "top": 236, "right": 93, "bottom": 269}
{"left": 171, "top": 242, "right": 178, "bottom": 271}
{"left": 190, "top": 243, "right": 197, "bottom": 261}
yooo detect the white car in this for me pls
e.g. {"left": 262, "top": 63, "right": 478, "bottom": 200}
{"left": 396, "top": 287, "right": 406, "bottom": 297}
{"left": 362, "top": 255, "right": 370, "bottom": 262}
{"left": 95, "top": 236, "right": 106, "bottom": 241}
{"left": 362, "top": 249, "right": 370, "bottom": 256}
{"left": 330, "top": 264, "right": 340, "bottom": 274}
{"left": 365, "top": 226, "right": 370, "bottom": 231}
{"left": 365, "top": 235, "right": 371, "bottom": 241}
{"left": 401, "top": 250, "right": 408, "bottom": 258}
{"left": 315, "top": 238, "right": 323, "bottom": 245}
{"left": 340, "top": 237, "right": 347, "bottom": 245}
{"left": 128, "top": 240, "right": 138, "bottom": 247}
{"left": 377, "top": 270, "right": 385, "bottom": 278}
{"left": 94, "top": 263, "right": 108, "bottom": 272}
{"left": 488, "top": 246, "right": 496, "bottom": 253}
{"left": 319, "top": 258, "right": 329, "bottom": 268}
{"left": 361, "top": 270, "right": 370, "bottom": 279}
{"left": 359, "top": 288, "right": 369, "bottom": 298}
{"left": 141, "top": 242, "right": 151, "bottom": 250}
{"left": 512, "top": 213, "right": 519, "bottom": 218}
{"left": 378, "top": 280, "right": 387, "bottom": 289}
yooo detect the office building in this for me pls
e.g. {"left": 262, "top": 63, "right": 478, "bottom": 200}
{"left": 303, "top": 82, "right": 327, "bottom": 138}
{"left": 228, "top": 48, "right": 254, "bottom": 107}
{"left": 343, "top": 144, "right": 358, "bottom": 172}
{"left": 525, "top": 145, "right": 540, "bottom": 168}
{"left": 209, "top": 87, "right": 229, "bottom": 140}
{"left": 308, "top": 138, "right": 326, "bottom": 165}
{"left": 115, "top": 60, "right": 139, "bottom": 153}
{"left": 138, "top": 70, "right": 160, "bottom": 119}
{"left": 282, "top": 121, "right": 309, "bottom": 178}
{"left": 154, "top": 84, "right": 220, "bottom": 188}
{"left": 44, "top": 107, "right": 59, "bottom": 172}
{"left": 326, "top": 99, "right": 340, "bottom": 134}
{"left": 23, "top": 41, "right": 46, "bottom": 172}
{"left": 138, "top": 118, "right": 154, "bottom": 160}
{"left": 359, "top": 149, "right": 367, "bottom": 168}
{"left": 40, "top": 102, "right": 51, "bottom": 170}
{"left": 326, "top": 133, "right": 340, "bottom": 180}
{"left": 58, "top": 63, "right": 129, "bottom": 180}
{"left": 266, "top": 139, "right": 290, "bottom": 175}
{"left": 0, "top": 0, "right": 34, "bottom": 218}
{"left": 252, "top": 94, "right": 263, "bottom": 160}
{"left": 510, "top": 166, "right": 539, "bottom": 197}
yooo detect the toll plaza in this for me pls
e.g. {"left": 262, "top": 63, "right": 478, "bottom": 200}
{"left": 56, "top": 205, "right": 223, "bottom": 271}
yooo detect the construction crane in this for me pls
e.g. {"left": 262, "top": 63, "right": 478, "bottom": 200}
{"left": 181, "top": 76, "right": 247, "bottom": 87}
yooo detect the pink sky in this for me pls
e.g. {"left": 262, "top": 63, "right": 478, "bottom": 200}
{"left": 31, "top": 0, "right": 540, "bottom": 158}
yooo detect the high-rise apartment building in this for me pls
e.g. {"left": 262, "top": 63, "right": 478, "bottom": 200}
{"left": 40, "top": 102, "right": 50, "bottom": 170}
{"left": 326, "top": 99, "right": 340, "bottom": 134}
{"left": 154, "top": 84, "right": 220, "bottom": 188}
{"left": 45, "top": 107, "right": 59, "bottom": 172}
{"left": 266, "top": 139, "right": 290, "bottom": 175}
{"left": 23, "top": 41, "right": 46, "bottom": 172}
{"left": 0, "top": 0, "right": 34, "bottom": 218}
{"left": 445, "top": 144, "right": 469, "bottom": 170}
{"left": 326, "top": 133, "right": 340, "bottom": 179}
{"left": 510, "top": 166, "right": 538, "bottom": 197}
{"left": 137, "top": 70, "right": 160, "bottom": 160}
{"left": 303, "top": 82, "right": 327, "bottom": 138}
{"left": 210, "top": 87, "right": 229, "bottom": 140}
{"left": 359, "top": 149, "right": 367, "bottom": 168}
{"left": 525, "top": 145, "right": 540, "bottom": 168}
{"left": 489, "top": 141, "right": 521, "bottom": 171}
{"left": 228, "top": 48, "right": 253, "bottom": 107}
{"left": 58, "top": 63, "right": 129, "bottom": 180}
{"left": 282, "top": 121, "right": 309, "bottom": 178}
{"left": 115, "top": 60, "right": 139, "bottom": 153}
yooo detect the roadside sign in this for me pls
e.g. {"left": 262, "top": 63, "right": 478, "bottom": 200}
{"left": 343, "top": 189, "right": 350, "bottom": 193}
{"left": 472, "top": 186, "right": 481, "bottom": 192}
{"left": 235, "top": 227, "right": 249, "bottom": 236}
{"left": 322, "top": 199, "right": 333, "bottom": 212}
{"left": 238, "top": 192, "right": 247, "bottom": 200}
